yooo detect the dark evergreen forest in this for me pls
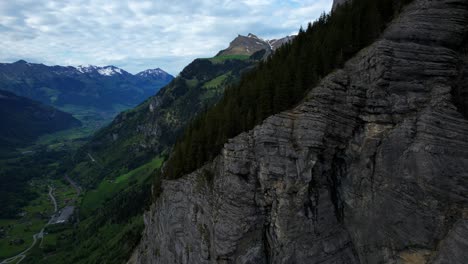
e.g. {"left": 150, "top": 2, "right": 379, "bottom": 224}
{"left": 164, "top": 0, "right": 414, "bottom": 181}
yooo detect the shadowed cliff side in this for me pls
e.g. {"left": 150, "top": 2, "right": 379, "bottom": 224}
{"left": 130, "top": 0, "right": 468, "bottom": 263}
{"left": 332, "top": 0, "right": 350, "bottom": 11}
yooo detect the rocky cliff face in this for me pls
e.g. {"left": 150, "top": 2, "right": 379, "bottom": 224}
{"left": 332, "top": 0, "right": 350, "bottom": 11}
{"left": 130, "top": 0, "right": 468, "bottom": 263}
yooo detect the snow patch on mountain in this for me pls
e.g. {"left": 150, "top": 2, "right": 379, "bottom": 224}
{"left": 98, "top": 67, "right": 123, "bottom": 76}
{"left": 76, "top": 65, "right": 98, "bottom": 73}
{"left": 75, "top": 65, "right": 124, "bottom": 76}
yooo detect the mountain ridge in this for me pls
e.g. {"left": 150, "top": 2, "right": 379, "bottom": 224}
{"left": 0, "top": 89, "right": 81, "bottom": 154}
{"left": 4, "top": 59, "right": 172, "bottom": 78}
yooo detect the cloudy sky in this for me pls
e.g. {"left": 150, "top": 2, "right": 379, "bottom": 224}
{"left": 0, "top": 0, "right": 333, "bottom": 75}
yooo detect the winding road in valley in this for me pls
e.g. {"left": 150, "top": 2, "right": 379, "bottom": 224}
{"left": 48, "top": 186, "right": 58, "bottom": 213}
{"left": 0, "top": 173, "right": 85, "bottom": 264}
{"left": 0, "top": 185, "right": 57, "bottom": 264}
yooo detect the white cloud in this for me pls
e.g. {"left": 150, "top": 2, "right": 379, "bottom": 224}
{"left": 0, "top": 0, "right": 333, "bottom": 75}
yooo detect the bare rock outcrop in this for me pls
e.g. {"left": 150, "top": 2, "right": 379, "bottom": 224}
{"left": 131, "top": 0, "right": 468, "bottom": 263}
{"left": 332, "top": 0, "right": 350, "bottom": 11}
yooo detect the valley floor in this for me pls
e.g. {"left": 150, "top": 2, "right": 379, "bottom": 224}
{"left": 0, "top": 177, "right": 80, "bottom": 263}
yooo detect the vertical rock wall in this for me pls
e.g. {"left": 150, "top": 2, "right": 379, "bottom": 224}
{"left": 130, "top": 0, "right": 468, "bottom": 263}
{"left": 332, "top": 0, "right": 350, "bottom": 11}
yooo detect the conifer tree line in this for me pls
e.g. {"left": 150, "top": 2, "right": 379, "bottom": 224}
{"left": 164, "top": 0, "right": 414, "bottom": 181}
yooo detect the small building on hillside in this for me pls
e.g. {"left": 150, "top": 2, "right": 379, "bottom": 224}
{"left": 51, "top": 206, "right": 75, "bottom": 224}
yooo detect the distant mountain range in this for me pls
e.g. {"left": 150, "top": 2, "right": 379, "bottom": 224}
{"left": 0, "top": 90, "right": 81, "bottom": 154}
{"left": 0, "top": 60, "right": 174, "bottom": 124}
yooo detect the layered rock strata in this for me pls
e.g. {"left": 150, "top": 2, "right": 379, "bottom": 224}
{"left": 131, "top": 0, "right": 468, "bottom": 263}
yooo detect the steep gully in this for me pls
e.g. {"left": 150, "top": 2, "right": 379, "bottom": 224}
{"left": 131, "top": 0, "right": 468, "bottom": 263}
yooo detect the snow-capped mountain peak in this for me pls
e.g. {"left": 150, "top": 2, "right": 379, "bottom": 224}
{"left": 75, "top": 65, "right": 125, "bottom": 76}
{"left": 247, "top": 33, "right": 261, "bottom": 40}
{"left": 98, "top": 66, "right": 123, "bottom": 76}
{"left": 136, "top": 68, "right": 169, "bottom": 77}
{"left": 76, "top": 65, "right": 98, "bottom": 73}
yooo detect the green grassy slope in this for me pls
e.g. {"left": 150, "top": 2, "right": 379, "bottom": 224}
{"left": 68, "top": 55, "right": 258, "bottom": 189}
{"left": 20, "top": 157, "right": 162, "bottom": 264}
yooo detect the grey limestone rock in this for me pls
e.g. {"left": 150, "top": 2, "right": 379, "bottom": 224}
{"left": 130, "top": 0, "right": 468, "bottom": 263}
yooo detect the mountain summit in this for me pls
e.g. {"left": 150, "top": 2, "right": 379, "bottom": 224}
{"left": 216, "top": 33, "right": 295, "bottom": 57}
{"left": 136, "top": 68, "right": 172, "bottom": 79}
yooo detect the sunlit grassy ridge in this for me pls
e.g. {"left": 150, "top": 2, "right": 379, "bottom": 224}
{"left": 209, "top": 54, "right": 250, "bottom": 64}
{"left": 80, "top": 157, "right": 163, "bottom": 217}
